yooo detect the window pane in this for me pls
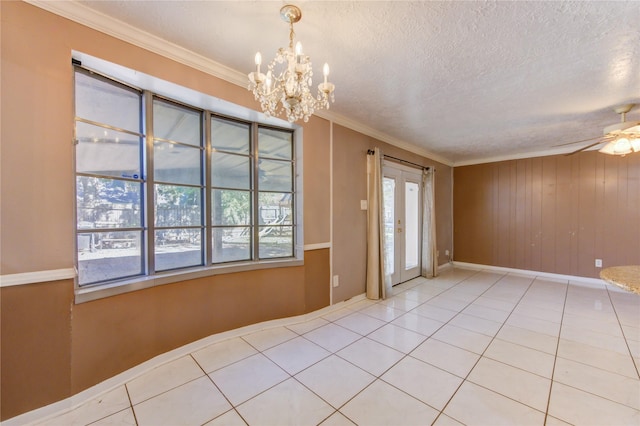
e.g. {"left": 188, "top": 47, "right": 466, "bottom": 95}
{"left": 76, "top": 177, "right": 142, "bottom": 229}
{"left": 155, "top": 184, "right": 202, "bottom": 227}
{"left": 212, "top": 152, "right": 250, "bottom": 189}
{"left": 258, "top": 127, "right": 292, "bottom": 160}
{"left": 258, "top": 192, "right": 292, "bottom": 226}
{"left": 383, "top": 177, "right": 395, "bottom": 275}
{"left": 154, "top": 141, "right": 202, "bottom": 185}
{"left": 76, "top": 121, "right": 141, "bottom": 179}
{"left": 405, "top": 181, "right": 420, "bottom": 270}
{"left": 75, "top": 71, "right": 140, "bottom": 133}
{"left": 155, "top": 229, "right": 202, "bottom": 271}
{"left": 258, "top": 159, "right": 292, "bottom": 192}
{"left": 211, "top": 117, "right": 250, "bottom": 154}
{"left": 212, "top": 227, "right": 251, "bottom": 263}
{"left": 212, "top": 189, "right": 251, "bottom": 226}
{"left": 153, "top": 100, "right": 201, "bottom": 147}
{"left": 259, "top": 226, "right": 293, "bottom": 258}
{"left": 77, "top": 231, "right": 143, "bottom": 285}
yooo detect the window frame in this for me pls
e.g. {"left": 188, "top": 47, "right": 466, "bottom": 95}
{"left": 72, "top": 53, "right": 304, "bottom": 303}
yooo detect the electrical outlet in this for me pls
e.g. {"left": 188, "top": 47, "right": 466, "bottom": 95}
{"left": 332, "top": 275, "right": 340, "bottom": 287}
{"left": 595, "top": 259, "right": 602, "bottom": 268}
{"left": 445, "top": 250, "right": 450, "bottom": 256}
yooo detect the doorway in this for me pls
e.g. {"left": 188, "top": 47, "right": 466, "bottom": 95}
{"left": 383, "top": 163, "right": 423, "bottom": 285}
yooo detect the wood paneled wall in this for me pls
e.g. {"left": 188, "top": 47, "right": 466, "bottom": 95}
{"left": 454, "top": 151, "right": 640, "bottom": 278}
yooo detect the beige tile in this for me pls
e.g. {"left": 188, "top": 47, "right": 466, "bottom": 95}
{"left": 557, "top": 338, "right": 638, "bottom": 379}
{"left": 506, "top": 313, "right": 561, "bottom": 337}
{"left": 340, "top": 380, "right": 439, "bottom": 425}
{"left": 562, "top": 311, "right": 624, "bottom": 336}
{"left": 548, "top": 382, "right": 640, "bottom": 426}
{"left": 209, "top": 353, "right": 288, "bottom": 405}
{"left": 263, "top": 336, "right": 330, "bottom": 375}
{"left": 410, "top": 338, "right": 480, "bottom": 378}
{"left": 448, "top": 313, "right": 502, "bottom": 336}
{"left": 40, "top": 386, "right": 131, "bottom": 426}
{"left": 337, "top": 337, "right": 404, "bottom": 377}
{"left": 444, "top": 381, "right": 545, "bottom": 426}
{"left": 322, "top": 307, "right": 356, "bottom": 322}
{"left": 467, "top": 357, "right": 551, "bottom": 411}
{"left": 462, "top": 303, "right": 511, "bottom": 323}
{"left": 319, "top": 411, "right": 356, "bottom": 425}
{"left": 367, "top": 323, "right": 427, "bottom": 353}
{"left": 382, "top": 356, "right": 462, "bottom": 410}
{"left": 432, "top": 413, "right": 465, "bottom": 426}
{"left": 484, "top": 338, "right": 555, "bottom": 378}
{"left": 553, "top": 357, "right": 640, "bottom": 410}
{"left": 359, "top": 304, "right": 405, "bottom": 321}
{"left": 543, "top": 415, "right": 573, "bottom": 426}
{"left": 241, "top": 326, "right": 297, "bottom": 351}
{"left": 622, "top": 324, "right": 640, "bottom": 342}
{"left": 133, "top": 376, "right": 230, "bottom": 426}
{"left": 295, "top": 355, "right": 375, "bottom": 408}
{"left": 203, "top": 409, "right": 247, "bottom": 426}
{"left": 472, "top": 296, "right": 517, "bottom": 312}
{"left": 236, "top": 378, "right": 334, "bottom": 426}
{"left": 512, "top": 304, "right": 564, "bottom": 323}
{"left": 432, "top": 324, "right": 492, "bottom": 354}
{"left": 412, "top": 304, "right": 458, "bottom": 322}
{"left": 126, "top": 356, "right": 204, "bottom": 405}
{"left": 378, "top": 296, "right": 421, "bottom": 311}
{"left": 89, "top": 408, "right": 136, "bottom": 425}
{"left": 303, "top": 323, "right": 361, "bottom": 352}
{"left": 560, "top": 323, "right": 629, "bottom": 354}
{"left": 496, "top": 324, "right": 558, "bottom": 355}
{"left": 424, "top": 296, "right": 470, "bottom": 312}
{"left": 192, "top": 337, "right": 258, "bottom": 373}
{"left": 391, "top": 311, "right": 444, "bottom": 336}
{"left": 334, "top": 311, "right": 387, "bottom": 335}
{"left": 286, "top": 317, "right": 330, "bottom": 335}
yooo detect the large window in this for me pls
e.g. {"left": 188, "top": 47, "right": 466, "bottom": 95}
{"left": 74, "top": 67, "right": 297, "bottom": 288}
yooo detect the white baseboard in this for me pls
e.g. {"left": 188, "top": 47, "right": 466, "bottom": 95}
{"left": 451, "top": 261, "right": 606, "bottom": 286}
{"left": 4, "top": 293, "right": 367, "bottom": 426}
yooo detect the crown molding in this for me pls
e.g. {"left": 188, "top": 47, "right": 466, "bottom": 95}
{"left": 25, "top": 0, "right": 455, "bottom": 167}
{"left": 452, "top": 145, "right": 587, "bottom": 167}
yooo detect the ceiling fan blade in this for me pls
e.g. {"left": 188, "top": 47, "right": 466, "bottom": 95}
{"left": 553, "top": 135, "right": 605, "bottom": 147}
{"left": 565, "top": 139, "right": 607, "bottom": 155}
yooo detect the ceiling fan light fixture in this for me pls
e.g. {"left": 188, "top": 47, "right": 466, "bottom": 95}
{"left": 247, "top": 4, "right": 335, "bottom": 123}
{"left": 599, "top": 136, "right": 634, "bottom": 156}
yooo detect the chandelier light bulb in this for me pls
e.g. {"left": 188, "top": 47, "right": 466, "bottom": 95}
{"left": 255, "top": 52, "right": 262, "bottom": 72}
{"left": 323, "top": 63, "right": 330, "bottom": 84}
{"left": 295, "top": 41, "right": 303, "bottom": 56}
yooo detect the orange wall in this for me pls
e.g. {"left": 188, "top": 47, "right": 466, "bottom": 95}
{"left": 0, "top": 2, "right": 450, "bottom": 420}
{"left": 454, "top": 151, "right": 640, "bottom": 277}
{"left": 0, "top": 2, "right": 330, "bottom": 420}
{"left": 332, "top": 125, "right": 453, "bottom": 303}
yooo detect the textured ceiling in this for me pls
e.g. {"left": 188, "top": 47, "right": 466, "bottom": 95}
{"left": 53, "top": 1, "right": 640, "bottom": 164}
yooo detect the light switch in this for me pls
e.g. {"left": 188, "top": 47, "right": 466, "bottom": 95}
{"left": 360, "top": 200, "right": 368, "bottom": 210}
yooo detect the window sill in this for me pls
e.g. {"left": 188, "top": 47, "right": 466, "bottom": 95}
{"left": 75, "top": 258, "right": 304, "bottom": 304}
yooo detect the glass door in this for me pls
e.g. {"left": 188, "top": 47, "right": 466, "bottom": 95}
{"left": 383, "top": 164, "right": 422, "bottom": 285}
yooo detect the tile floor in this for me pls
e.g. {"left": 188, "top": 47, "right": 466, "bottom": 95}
{"left": 39, "top": 268, "right": 640, "bottom": 425}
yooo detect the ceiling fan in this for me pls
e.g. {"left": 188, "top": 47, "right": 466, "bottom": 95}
{"left": 558, "top": 104, "right": 640, "bottom": 156}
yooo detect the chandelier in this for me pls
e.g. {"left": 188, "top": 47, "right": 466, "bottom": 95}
{"left": 248, "top": 4, "right": 335, "bottom": 123}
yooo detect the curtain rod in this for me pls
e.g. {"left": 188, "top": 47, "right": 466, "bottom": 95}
{"left": 367, "top": 149, "right": 431, "bottom": 171}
